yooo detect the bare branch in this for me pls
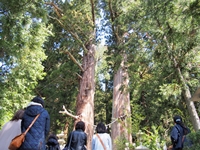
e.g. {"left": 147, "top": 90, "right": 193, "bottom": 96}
{"left": 59, "top": 105, "right": 80, "bottom": 120}
{"left": 76, "top": 73, "right": 83, "bottom": 79}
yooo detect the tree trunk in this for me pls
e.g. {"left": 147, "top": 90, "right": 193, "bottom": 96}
{"left": 176, "top": 65, "right": 200, "bottom": 131}
{"left": 111, "top": 54, "right": 132, "bottom": 150}
{"left": 76, "top": 44, "right": 96, "bottom": 149}
{"left": 165, "top": 36, "right": 200, "bottom": 131}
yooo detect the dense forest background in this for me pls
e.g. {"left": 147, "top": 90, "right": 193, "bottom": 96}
{"left": 0, "top": 0, "right": 200, "bottom": 149}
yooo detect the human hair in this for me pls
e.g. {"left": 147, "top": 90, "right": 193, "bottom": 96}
{"left": 10, "top": 109, "right": 25, "bottom": 121}
{"left": 173, "top": 115, "right": 189, "bottom": 135}
{"left": 75, "top": 121, "right": 85, "bottom": 131}
{"left": 96, "top": 122, "right": 107, "bottom": 133}
{"left": 48, "top": 134, "right": 58, "bottom": 140}
{"left": 173, "top": 115, "right": 182, "bottom": 123}
{"left": 31, "top": 96, "right": 44, "bottom": 107}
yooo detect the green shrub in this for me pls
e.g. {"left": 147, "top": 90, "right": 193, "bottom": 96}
{"left": 114, "top": 127, "right": 167, "bottom": 150}
{"left": 183, "top": 130, "right": 200, "bottom": 150}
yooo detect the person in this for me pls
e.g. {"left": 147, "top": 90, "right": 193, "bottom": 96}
{"left": 0, "top": 109, "right": 24, "bottom": 150}
{"left": 170, "top": 115, "right": 190, "bottom": 150}
{"left": 46, "top": 134, "right": 61, "bottom": 150}
{"left": 19, "top": 96, "right": 50, "bottom": 150}
{"left": 63, "top": 121, "right": 87, "bottom": 150}
{"left": 92, "top": 122, "right": 112, "bottom": 150}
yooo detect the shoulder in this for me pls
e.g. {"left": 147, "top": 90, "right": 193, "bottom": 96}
{"left": 0, "top": 121, "right": 11, "bottom": 129}
{"left": 77, "top": 130, "right": 87, "bottom": 137}
{"left": 8, "top": 120, "right": 21, "bottom": 126}
{"left": 97, "top": 133, "right": 110, "bottom": 138}
{"left": 93, "top": 134, "right": 97, "bottom": 137}
{"left": 15, "top": 119, "right": 22, "bottom": 124}
{"left": 92, "top": 134, "right": 97, "bottom": 140}
{"left": 102, "top": 133, "right": 110, "bottom": 136}
{"left": 103, "top": 133, "right": 111, "bottom": 138}
{"left": 41, "top": 109, "right": 50, "bottom": 117}
{"left": 173, "top": 125, "right": 181, "bottom": 130}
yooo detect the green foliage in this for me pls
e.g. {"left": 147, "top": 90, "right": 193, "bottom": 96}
{"left": 115, "top": 127, "right": 167, "bottom": 150}
{"left": 35, "top": 0, "right": 100, "bottom": 134}
{"left": 0, "top": 0, "right": 52, "bottom": 127}
{"left": 126, "top": 0, "right": 200, "bottom": 135}
{"left": 94, "top": 44, "right": 112, "bottom": 124}
{"left": 183, "top": 130, "right": 200, "bottom": 150}
{"left": 0, "top": 0, "right": 200, "bottom": 143}
{"left": 114, "top": 135, "right": 130, "bottom": 150}
{"left": 142, "top": 126, "right": 167, "bottom": 150}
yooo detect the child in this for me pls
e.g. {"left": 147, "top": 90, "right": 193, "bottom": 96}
{"left": 46, "top": 134, "right": 61, "bottom": 150}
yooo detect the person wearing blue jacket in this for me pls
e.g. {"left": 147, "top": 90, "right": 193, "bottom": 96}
{"left": 170, "top": 115, "right": 190, "bottom": 150}
{"left": 19, "top": 96, "right": 50, "bottom": 150}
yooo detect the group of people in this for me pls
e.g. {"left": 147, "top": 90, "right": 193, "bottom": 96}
{"left": 0, "top": 96, "right": 112, "bottom": 150}
{"left": 0, "top": 95, "right": 192, "bottom": 150}
{"left": 0, "top": 96, "right": 50, "bottom": 150}
{"left": 62, "top": 121, "right": 112, "bottom": 150}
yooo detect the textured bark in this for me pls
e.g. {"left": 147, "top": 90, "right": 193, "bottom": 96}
{"left": 111, "top": 54, "right": 132, "bottom": 150}
{"left": 165, "top": 36, "right": 200, "bottom": 131}
{"left": 76, "top": 44, "right": 96, "bottom": 150}
{"left": 176, "top": 66, "right": 200, "bottom": 131}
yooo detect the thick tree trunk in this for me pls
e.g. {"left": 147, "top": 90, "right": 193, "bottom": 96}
{"left": 111, "top": 54, "right": 132, "bottom": 150}
{"left": 176, "top": 66, "right": 200, "bottom": 131}
{"left": 76, "top": 44, "right": 96, "bottom": 149}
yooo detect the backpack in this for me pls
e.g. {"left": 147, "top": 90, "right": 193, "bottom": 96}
{"left": 46, "top": 145, "right": 60, "bottom": 150}
{"left": 46, "top": 136, "right": 60, "bottom": 150}
{"left": 174, "top": 126, "right": 190, "bottom": 147}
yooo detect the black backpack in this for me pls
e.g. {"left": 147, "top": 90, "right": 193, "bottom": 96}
{"left": 46, "top": 144, "right": 60, "bottom": 150}
{"left": 174, "top": 125, "right": 190, "bottom": 146}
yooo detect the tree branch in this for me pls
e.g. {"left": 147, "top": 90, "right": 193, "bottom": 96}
{"left": 48, "top": 16, "right": 88, "bottom": 52}
{"left": 45, "top": 2, "right": 63, "bottom": 18}
{"left": 76, "top": 73, "right": 83, "bottom": 79}
{"left": 108, "top": 0, "right": 120, "bottom": 43}
{"left": 90, "top": 0, "right": 95, "bottom": 25}
{"left": 59, "top": 105, "right": 80, "bottom": 120}
{"left": 64, "top": 50, "right": 84, "bottom": 72}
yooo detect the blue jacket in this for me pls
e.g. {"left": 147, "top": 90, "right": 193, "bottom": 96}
{"left": 170, "top": 124, "right": 184, "bottom": 150}
{"left": 19, "top": 103, "right": 50, "bottom": 150}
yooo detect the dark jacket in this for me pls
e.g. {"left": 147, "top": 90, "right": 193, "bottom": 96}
{"left": 65, "top": 129, "right": 87, "bottom": 150}
{"left": 170, "top": 124, "right": 189, "bottom": 150}
{"left": 19, "top": 103, "right": 50, "bottom": 150}
{"left": 46, "top": 136, "right": 61, "bottom": 150}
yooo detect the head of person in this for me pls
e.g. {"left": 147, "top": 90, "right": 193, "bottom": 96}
{"left": 173, "top": 115, "right": 182, "bottom": 124}
{"left": 96, "top": 122, "right": 107, "bottom": 133}
{"left": 75, "top": 121, "right": 85, "bottom": 131}
{"left": 48, "top": 134, "right": 58, "bottom": 140}
{"left": 31, "top": 96, "right": 44, "bottom": 107}
{"left": 10, "top": 109, "right": 25, "bottom": 121}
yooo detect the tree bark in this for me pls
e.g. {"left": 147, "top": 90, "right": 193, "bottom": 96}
{"left": 76, "top": 43, "right": 96, "bottom": 150}
{"left": 165, "top": 36, "right": 200, "bottom": 131}
{"left": 176, "top": 65, "right": 200, "bottom": 131}
{"left": 111, "top": 53, "right": 132, "bottom": 150}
